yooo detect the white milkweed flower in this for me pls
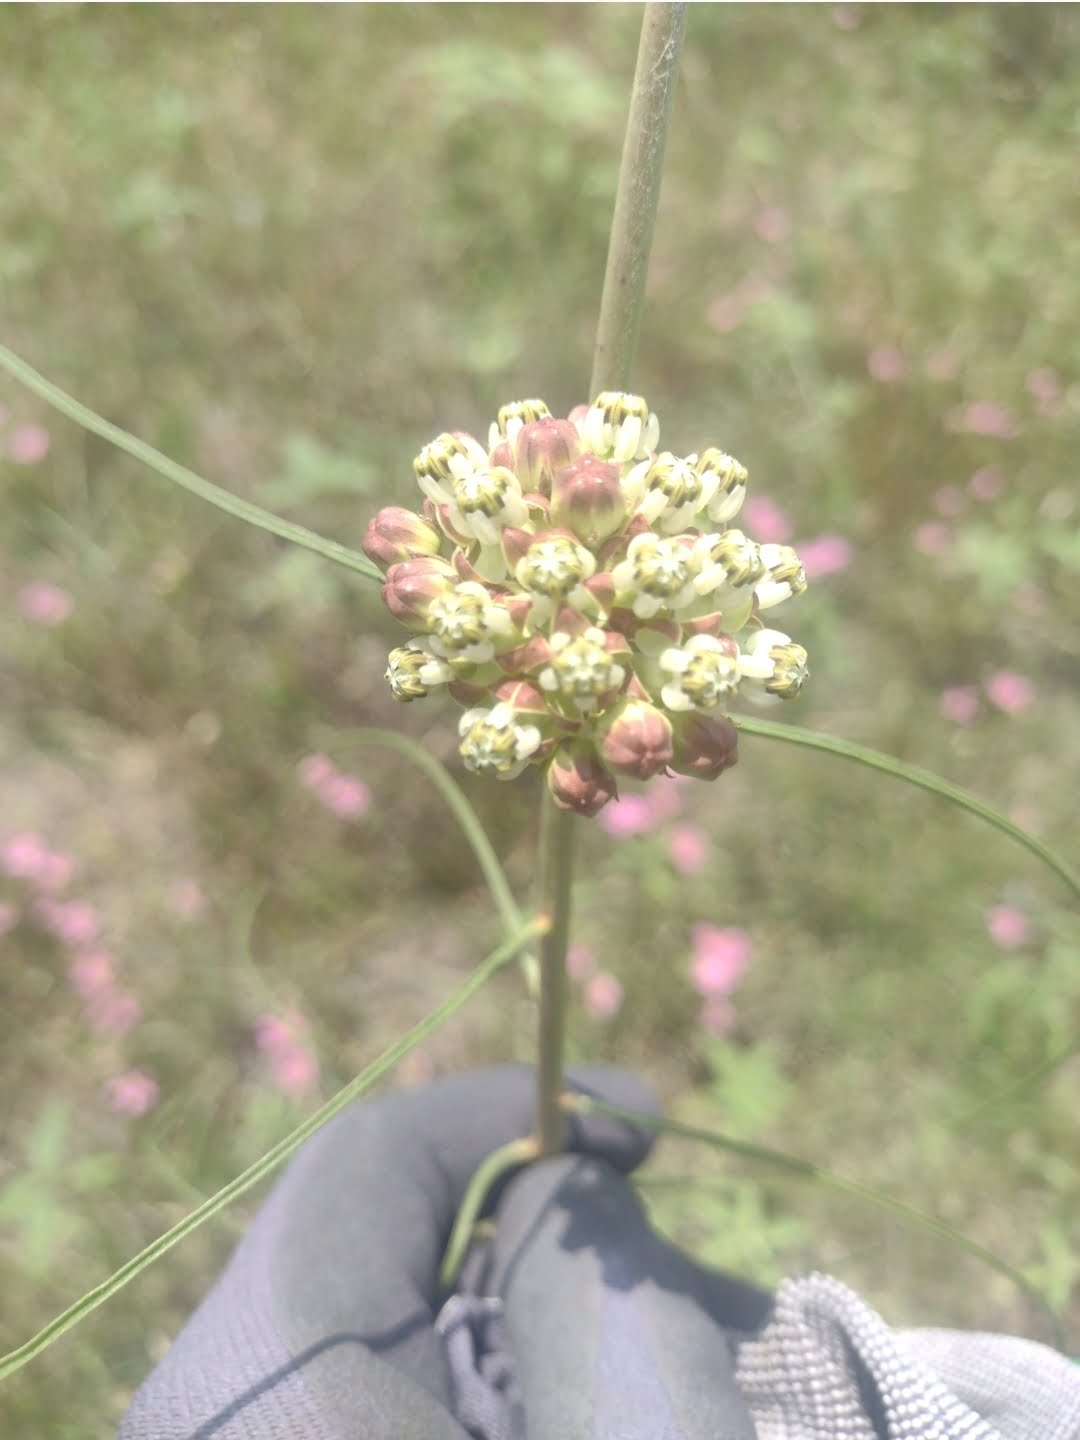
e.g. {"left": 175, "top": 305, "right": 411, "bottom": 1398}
{"left": 458, "top": 702, "right": 543, "bottom": 780}
{"left": 580, "top": 391, "right": 660, "bottom": 463}
{"left": 413, "top": 432, "right": 490, "bottom": 508}
{"left": 426, "top": 581, "right": 515, "bottom": 664}
{"left": 696, "top": 449, "right": 749, "bottom": 525}
{"left": 626, "top": 451, "right": 716, "bottom": 534}
{"left": 738, "top": 628, "right": 809, "bottom": 701}
{"left": 610, "top": 532, "right": 699, "bottom": 619}
{"left": 385, "top": 641, "right": 455, "bottom": 701}
{"left": 755, "top": 544, "right": 808, "bottom": 610}
{"left": 488, "top": 399, "right": 552, "bottom": 450}
{"left": 446, "top": 465, "right": 530, "bottom": 548}
{"left": 658, "top": 634, "right": 742, "bottom": 712}
{"left": 514, "top": 534, "right": 597, "bottom": 624}
{"left": 538, "top": 627, "right": 626, "bottom": 714}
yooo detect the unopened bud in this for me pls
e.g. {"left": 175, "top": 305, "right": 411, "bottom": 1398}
{"left": 670, "top": 711, "right": 739, "bottom": 781}
{"left": 385, "top": 642, "right": 453, "bottom": 701}
{"left": 381, "top": 556, "right": 457, "bottom": 631}
{"left": 363, "top": 506, "right": 442, "bottom": 571}
{"left": 513, "top": 417, "right": 581, "bottom": 495}
{"left": 546, "top": 739, "right": 618, "bottom": 817}
{"left": 550, "top": 455, "right": 627, "bottom": 547}
{"left": 596, "top": 698, "right": 674, "bottom": 780}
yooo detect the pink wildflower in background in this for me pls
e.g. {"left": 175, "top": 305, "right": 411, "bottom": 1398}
{"left": 742, "top": 495, "right": 792, "bottom": 544}
{"left": 867, "top": 345, "right": 907, "bottom": 384}
{"left": 668, "top": 824, "right": 709, "bottom": 876}
{"left": 37, "top": 897, "right": 100, "bottom": 947}
{"left": 1009, "top": 804, "right": 1042, "bottom": 835}
{"left": 8, "top": 424, "right": 50, "bottom": 465}
{"left": 36, "top": 849, "right": 74, "bottom": 894}
{"left": 939, "top": 686, "right": 980, "bottom": 727}
{"left": 104, "top": 1069, "right": 159, "bottom": 1118}
{"left": 167, "top": 877, "right": 207, "bottom": 921}
{"left": 986, "top": 904, "right": 1031, "bottom": 951}
{"left": 699, "top": 996, "right": 736, "bottom": 1036}
{"left": 17, "top": 582, "right": 72, "bottom": 627}
{"left": 68, "top": 949, "right": 115, "bottom": 1000}
{"left": 85, "top": 989, "right": 142, "bottom": 1037}
{"left": 953, "top": 401, "right": 1020, "bottom": 439}
{"left": 566, "top": 943, "right": 596, "bottom": 981}
{"left": 584, "top": 972, "right": 623, "bottom": 1021}
{"left": 798, "top": 534, "right": 853, "bottom": 579}
{"left": 985, "top": 671, "right": 1034, "bottom": 715}
{"left": 690, "top": 925, "right": 752, "bottom": 998}
{"left": 968, "top": 467, "right": 1003, "bottom": 502}
{"left": 924, "top": 347, "right": 959, "bottom": 381}
{"left": 272, "top": 1046, "right": 319, "bottom": 1097}
{"left": 298, "top": 753, "right": 371, "bottom": 822}
{"left": 0, "top": 901, "right": 18, "bottom": 936}
{"left": 706, "top": 293, "right": 745, "bottom": 334}
{"left": 1027, "top": 368, "right": 1061, "bottom": 415}
{"left": 2, "top": 831, "right": 49, "bottom": 881}
{"left": 597, "top": 793, "right": 656, "bottom": 838}
{"left": 255, "top": 1010, "right": 320, "bottom": 1097}
{"left": 932, "top": 486, "right": 966, "bottom": 519}
{"left": 322, "top": 774, "right": 371, "bottom": 822}
{"left": 645, "top": 774, "right": 685, "bottom": 824}
{"left": 754, "top": 204, "right": 791, "bottom": 244}
{"left": 913, "top": 522, "right": 952, "bottom": 556}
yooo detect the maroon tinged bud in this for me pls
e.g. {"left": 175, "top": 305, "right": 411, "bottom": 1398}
{"left": 550, "top": 455, "right": 627, "bottom": 548}
{"left": 363, "top": 506, "right": 443, "bottom": 571}
{"left": 669, "top": 711, "right": 739, "bottom": 780}
{"left": 514, "top": 418, "right": 581, "bottom": 495}
{"left": 596, "top": 698, "right": 674, "bottom": 780}
{"left": 546, "top": 739, "right": 618, "bottom": 817}
{"left": 380, "top": 556, "right": 457, "bottom": 631}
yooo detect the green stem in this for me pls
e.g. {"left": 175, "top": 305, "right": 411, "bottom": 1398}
{"left": 0, "top": 343, "right": 383, "bottom": 584}
{"left": 589, "top": 2, "right": 688, "bottom": 397}
{"left": 438, "top": 1135, "right": 538, "bottom": 1288}
{"left": 530, "top": 1, "right": 687, "bottom": 1157}
{"left": 534, "top": 793, "right": 577, "bottom": 1155}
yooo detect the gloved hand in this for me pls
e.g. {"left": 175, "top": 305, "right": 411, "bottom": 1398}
{"left": 120, "top": 1065, "right": 1080, "bottom": 1440}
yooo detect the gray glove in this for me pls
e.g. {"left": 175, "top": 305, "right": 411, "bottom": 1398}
{"left": 120, "top": 1065, "right": 1080, "bottom": 1440}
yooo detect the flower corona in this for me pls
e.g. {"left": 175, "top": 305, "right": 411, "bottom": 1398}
{"left": 364, "top": 394, "right": 809, "bottom": 814}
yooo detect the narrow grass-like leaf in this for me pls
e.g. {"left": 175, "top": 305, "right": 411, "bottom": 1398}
{"left": 736, "top": 716, "right": 1080, "bottom": 905}
{"left": 438, "top": 1135, "right": 538, "bottom": 1288}
{"left": 0, "top": 344, "right": 383, "bottom": 583}
{"left": 0, "top": 919, "right": 542, "bottom": 1382}
{"left": 567, "top": 1093, "right": 1066, "bottom": 1351}
{"left": 329, "top": 728, "right": 537, "bottom": 992}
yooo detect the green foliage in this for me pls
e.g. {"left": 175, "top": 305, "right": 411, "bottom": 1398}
{"left": 1, "top": 4, "right": 1079, "bottom": 1430}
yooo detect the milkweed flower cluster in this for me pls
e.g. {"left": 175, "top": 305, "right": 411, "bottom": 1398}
{"left": 364, "top": 394, "right": 809, "bottom": 816}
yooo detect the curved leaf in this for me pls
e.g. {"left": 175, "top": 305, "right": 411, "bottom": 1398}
{"left": 0, "top": 344, "right": 383, "bottom": 583}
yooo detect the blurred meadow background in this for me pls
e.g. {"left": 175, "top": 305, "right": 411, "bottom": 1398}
{"left": 2, "top": 4, "right": 1079, "bottom": 1431}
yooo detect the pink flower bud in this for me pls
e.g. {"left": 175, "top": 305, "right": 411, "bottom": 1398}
{"left": 596, "top": 699, "right": 673, "bottom": 780}
{"left": 550, "top": 456, "right": 627, "bottom": 548}
{"left": 514, "top": 418, "right": 581, "bottom": 495}
{"left": 546, "top": 740, "right": 618, "bottom": 817}
{"left": 362, "top": 506, "right": 442, "bottom": 570}
{"left": 381, "top": 556, "right": 457, "bottom": 630}
{"left": 670, "top": 711, "right": 739, "bottom": 780}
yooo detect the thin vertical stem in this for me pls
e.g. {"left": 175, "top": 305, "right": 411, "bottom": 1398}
{"left": 534, "top": 793, "right": 577, "bottom": 1154}
{"left": 532, "top": 3, "right": 687, "bottom": 1156}
{"left": 589, "top": 2, "right": 689, "bottom": 397}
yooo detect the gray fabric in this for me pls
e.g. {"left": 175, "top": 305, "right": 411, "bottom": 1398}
{"left": 441, "top": 1161, "right": 1080, "bottom": 1440}
{"left": 119, "top": 1066, "right": 659, "bottom": 1440}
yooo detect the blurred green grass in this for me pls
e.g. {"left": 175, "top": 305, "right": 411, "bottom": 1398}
{"left": 2, "top": 4, "right": 1079, "bottom": 1432}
